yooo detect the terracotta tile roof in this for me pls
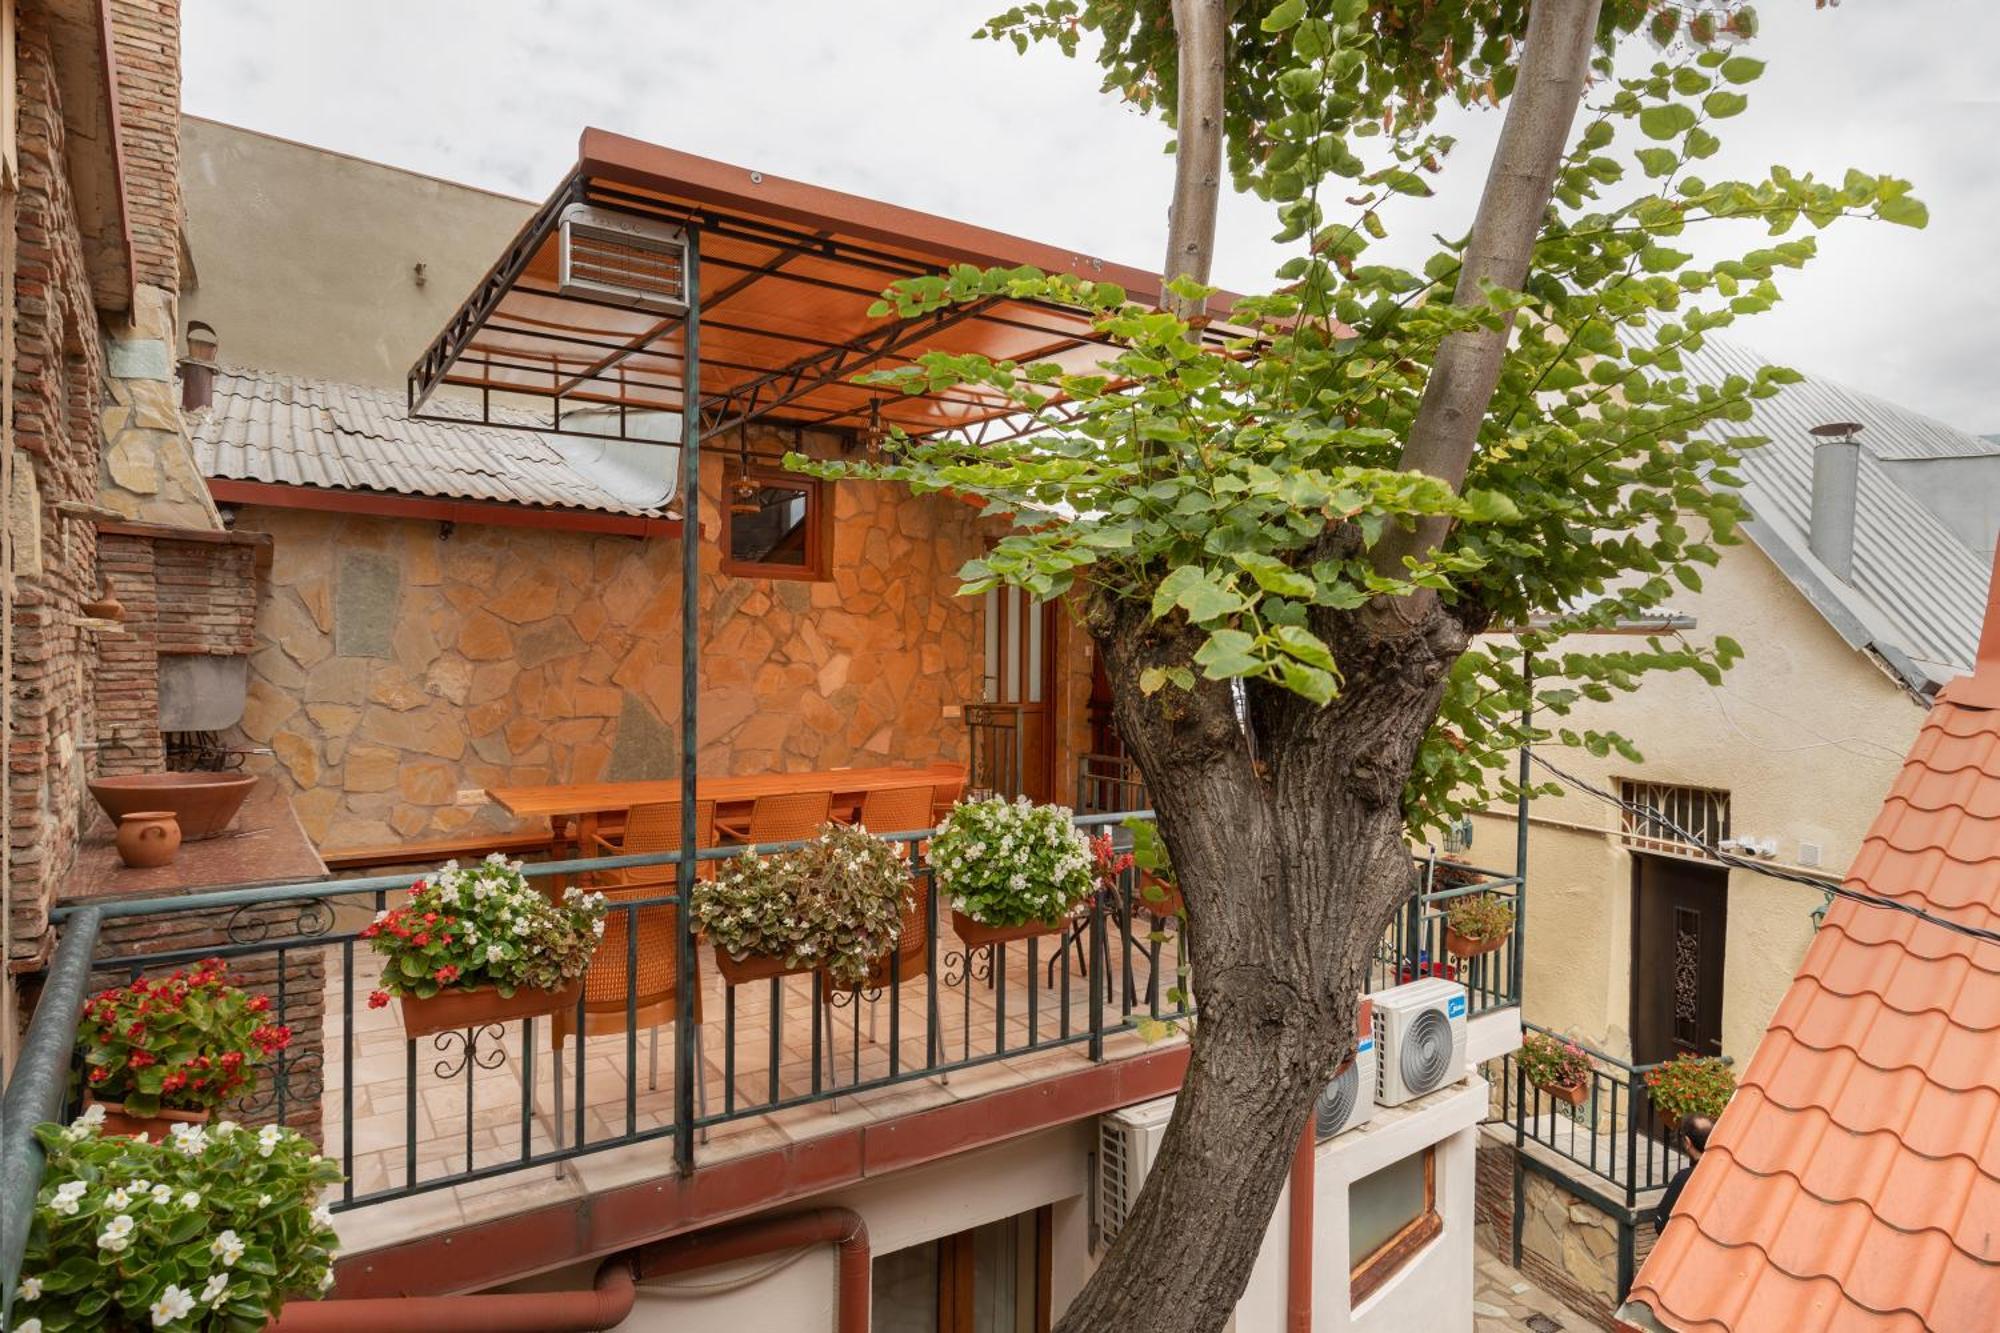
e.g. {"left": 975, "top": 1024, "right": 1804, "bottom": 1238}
{"left": 1625, "top": 545, "right": 2000, "bottom": 1332}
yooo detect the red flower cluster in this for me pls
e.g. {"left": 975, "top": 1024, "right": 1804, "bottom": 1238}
{"left": 367, "top": 990, "right": 391, "bottom": 1009}
{"left": 77, "top": 959, "right": 287, "bottom": 1114}
{"left": 1089, "top": 832, "right": 1135, "bottom": 891}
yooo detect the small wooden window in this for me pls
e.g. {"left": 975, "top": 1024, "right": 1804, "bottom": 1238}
{"left": 721, "top": 461, "right": 829, "bottom": 581}
{"left": 1349, "top": 1146, "right": 1440, "bottom": 1305}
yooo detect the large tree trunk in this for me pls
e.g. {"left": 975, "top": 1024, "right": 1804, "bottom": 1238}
{"left": 1162, "top": 0, "right": 1225, "bottom": 320}
{"left": 1054, "top": 5, "right": 1608, "bottom": 1331}
{"left": 1056, "top": 596, "right": 1473, "bottom": 1333}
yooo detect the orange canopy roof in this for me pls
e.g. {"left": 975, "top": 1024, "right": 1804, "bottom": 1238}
{"left": 408, "top": 129, "right": 1244, "bottom": 447}
{"left": 1625, "top": 541, "right": 2000, "bottom": 1331}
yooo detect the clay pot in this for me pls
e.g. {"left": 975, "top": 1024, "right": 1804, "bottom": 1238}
{"left": 396, "top": 980, "right": 584, "bottom": 1040}
{"left": 88, "top": 771, "right": 257, "bottom": 839}
{"left": 1444, "top": 926, "right": 1509, "bottom": 959}
{"left": 81, "top": 590, "right": 125, "bottom": 621}
{"left": 115, "top": 811, "right": 182, "bottom": 868}
{"left": 85, "top": 1095, "right": 210, "bottom": 1141}
{"left": 1538, "top": 1078, "right": 1590, "bottom": 1107}
{"left": 713, "top": 947, "right": 816, "bottom": 986}
{"left": 950, "top": 908, "right": 1070, "bottom": 949}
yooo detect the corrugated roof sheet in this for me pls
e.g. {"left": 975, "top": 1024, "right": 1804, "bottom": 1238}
{"left": 189, "top": 365, "right": 675, "bottom": 516}
{"left": 1624, "top": 549, "right": 2000, "bottom": 1332}
{"left": 1645, "top": 328, "right": 1995, "bottom": 692}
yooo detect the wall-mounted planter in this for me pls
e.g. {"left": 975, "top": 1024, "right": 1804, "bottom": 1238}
{"left": 950, "top": 908, "right": 1069, "bottom": 949}
{"left": 1444, "top": 926, "right": 1510, "bottom": 959}
{"left": 398, "top": 980, "right": 583, "bottom": 1040}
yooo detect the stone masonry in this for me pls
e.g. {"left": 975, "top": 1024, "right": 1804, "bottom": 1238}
{"left": 227, "top": 427, "right": 991, "bottom": 851}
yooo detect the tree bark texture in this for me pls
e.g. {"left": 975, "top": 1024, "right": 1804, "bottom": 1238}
{"left": 1371, "top": 0, "right": 1606, "bottom": 596}
{"left": 1055, "top": 595, "right": 1475, "bottom": 1333}
{"left": 1162, "top": 0, "right": 1225, "bottom": 321}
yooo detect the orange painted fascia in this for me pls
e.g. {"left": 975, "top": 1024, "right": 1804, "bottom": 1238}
{"left": 205, "top": 478, "right": 682, "bottom": 539}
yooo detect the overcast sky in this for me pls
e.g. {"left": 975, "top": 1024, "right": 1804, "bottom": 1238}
{"left": 184, "top": 1, "right": 1997, "bottom": 434}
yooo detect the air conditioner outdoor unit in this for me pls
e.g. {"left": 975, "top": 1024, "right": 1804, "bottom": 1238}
{"left": 1315, "top": 997, "right": 1377, "bottom": 1141}
{"left": 1371, "top": 976, "right": 1468, "bottom": 1106}
{"left": 558, "top": 204, "right": 690, "bottom": 314}
{"left": 1097, "top": 1095, "right": 1175, "bottom": 1248}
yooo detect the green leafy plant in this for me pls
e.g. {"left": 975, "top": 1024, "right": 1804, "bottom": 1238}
{"left": 693, "top": 822, "right": 914, "bottom": 988}
{"left": 1518, "top": 1031, "right": 1593, "bottom": 1093}
{"left": 363, "top": 855, "right": 606, "bottom": 1006}
{"left": 77, "top": 962, "right": 292, "bottom": 1117}
{"left": 1644, "top": 1052, "right": 1735, "bottom": 1123}
{"left": 15, "top": 1109, "right": 342, "bottom": 1332}
{"left": 932, "top": 797, "right": 1095, "bottom": 928}
{"left": 1443, "top": 892, "right": 1514, "bottom": 943}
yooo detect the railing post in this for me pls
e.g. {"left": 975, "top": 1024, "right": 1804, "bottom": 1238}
{"left": 1510, "top": 1054, "right": 1525, "bottom": 1271}
{"left": 1513, "top": 646, "right": 1532, "bottom": 1007}
{"left": 1087, "top": 890, "right": 1106, "bottom": 1063}
{"left": 2, "top": 906, "right": 104, "bottom": 1323}
{"left": 673, "top": 230, "right": 703, "bottom": 1178}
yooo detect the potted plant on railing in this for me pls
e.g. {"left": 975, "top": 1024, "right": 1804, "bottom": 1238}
{"left": 1644, "top": 1052, "right": 1735, "bottom": 1124}
{"left": 1442, "top": 893, "right": 1515, "bottom": 959}
{"left": 1428, "top": 854, "right": 1487, "bottom": 892}
{"left": 364, "top": 854, "right": 607, "bottom": 1039}
{"left": 1518, "top": 1030, "right": 1594, "bottom": 1107}
{"left": 15, "top": 1107, "right": 342, "bottom": 1331}
{"left": 694, "top": 822, "right": 912, "bottom": 988}
{"left": 77, "top": 961, "right": 293, "bottom": 1141}
{"left": 1122, "top": 817, "right": 1183, "bottom": 921}
{"left": 933, "top": 796, "right": 1095, "bottom": 947}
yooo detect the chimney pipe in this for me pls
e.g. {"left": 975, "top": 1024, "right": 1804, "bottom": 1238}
{"left": 1807, "top": 422, "right": 1863, "bottom": 581}
{"left": 181, "top": 320, "right": 218, "bottom": 412}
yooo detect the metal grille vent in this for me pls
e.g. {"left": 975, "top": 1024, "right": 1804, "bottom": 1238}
{"left": 1097, "top": 1117, "right": 1137, "bottom": 1246}
{"left": 1316, "top": 1062, "right": 1360, "bottom": 1140}
{"left": 559, "top": 205, "right": 689, "bottom": 314}
{"left": 1399, "top": 1009, "right": 1455, "bottom": 1095}
{"left": 1619, "top": 779, "right": 1731, "bottom": 862}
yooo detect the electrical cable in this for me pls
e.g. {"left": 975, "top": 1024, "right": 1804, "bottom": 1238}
{"left": 1527, "top": 751, "right": 2000, "bottom": 949}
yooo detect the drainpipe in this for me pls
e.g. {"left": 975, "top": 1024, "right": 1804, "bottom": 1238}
{"left": 1287, "top": 1124, "right": 1315, "bottom": 1333}
{"left": 265, "top": 1206, "right": 869, "bottom": 1333}
{"left": 1807, "top": 421, "right": 1863, "bottom": 581}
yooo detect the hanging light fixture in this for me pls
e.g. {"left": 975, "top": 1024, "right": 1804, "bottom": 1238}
{"left": 729, "top": 425, "right": 761, "bottom": 514}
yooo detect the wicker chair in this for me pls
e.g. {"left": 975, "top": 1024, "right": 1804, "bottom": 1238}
{"left": 551, "top": 801, "right": 713, "bottom": 1151}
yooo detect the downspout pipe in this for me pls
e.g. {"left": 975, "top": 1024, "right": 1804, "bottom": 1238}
{"left": 1287, "top": 1124, "right": 1315, "bottom": 1333}
{"left": 265, "top": 1206, "right": 869, "bottom": 1333}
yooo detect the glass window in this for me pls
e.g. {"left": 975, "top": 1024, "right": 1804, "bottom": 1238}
{"left": 1349, "top": 1147, "right": 1440, "bottom": 1303}
{"left": 723, "top": 465, "right": 827, "bottom": 579}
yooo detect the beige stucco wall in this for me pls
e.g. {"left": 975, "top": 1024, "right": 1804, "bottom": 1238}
{"left": 180, "top": 116, "right": 533, "bottom": 389}
{"left": 1480, "top": 529, "right": 1927, "bottom": 1062}
{"left": 229, "top": 436, "right": 988, "bottom": 851}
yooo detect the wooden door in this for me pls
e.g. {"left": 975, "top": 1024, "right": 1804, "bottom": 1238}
{"left": 871, "top": 1209, "right": 1051, "bottom": 1333}
{"left": 1630, "top": 853, "right": 1729, "bottom": 1065}
{"left": 981, "top": 586, "right": 1058, "bottom": 802}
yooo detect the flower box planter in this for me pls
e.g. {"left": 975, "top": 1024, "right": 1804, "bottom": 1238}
{"left": 1444, "top": 926, "right": 1510, "bottom": 959}
{"left": 1537, "top": 1078, "right": 1590, "bottom": 1107}
{"left": 397, "top": 980, "right": 583, "bottom": 1040}
{"left": 950, "top": 908, "right": 1070, "bottom": 949}
{"left": 84, "top": 1096, "right": 210, "bottom": 1142}
{"left": 712, "top": 947, "right": 817, "bottom": 986}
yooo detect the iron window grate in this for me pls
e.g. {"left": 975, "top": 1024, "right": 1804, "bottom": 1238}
{"left": 1618, "top": 779, "right": 1730, "bottom": 862}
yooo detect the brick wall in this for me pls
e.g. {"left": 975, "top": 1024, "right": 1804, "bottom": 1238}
{"left": 107, "top": 0, "right": 183, "bottom": 292}
{"left": 94, "top": 528, "right": 260, "bottom": 776}
{"left": 8, "top": 21, "right": 110, "bottom": 965}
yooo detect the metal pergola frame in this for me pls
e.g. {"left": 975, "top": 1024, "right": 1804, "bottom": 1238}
{"left": 407, "top": 131, "right": 1251, "bottom": 1174}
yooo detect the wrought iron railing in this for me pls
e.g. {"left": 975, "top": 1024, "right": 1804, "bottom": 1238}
{"left": 963, "top": 702, "right": 1027, "bottom": 799}
{"left": 0, "top": 810, "right": 1188, "bottom": 1295}
{"left": 1485, "top": 1022, "right": 1730, "bottom": 1298}
{"left": 1075, "top": 751, "right": 1147, "bottom": 817}
{"left": 1371, "top": 852, "right": 1524, "bottom": 1016}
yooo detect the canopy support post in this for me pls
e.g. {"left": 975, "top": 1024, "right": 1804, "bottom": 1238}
{"left": 675, "top": 233, "right": 703, "bottom": 1178}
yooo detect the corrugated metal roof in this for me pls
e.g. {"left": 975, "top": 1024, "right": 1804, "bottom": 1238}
{"left": 189, "top": 366, "right": 676, "bottom": 516}
{"left": 1641, "top": 327, "right": 1995, "bottom": 693}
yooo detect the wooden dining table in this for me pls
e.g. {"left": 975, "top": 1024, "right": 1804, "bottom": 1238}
{"left": 488, "top": 761, "right": 969, "bottom": 858}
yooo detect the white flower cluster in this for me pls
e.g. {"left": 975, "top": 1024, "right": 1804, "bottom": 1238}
{"left": 931, "top": 797, "right": 1094, "bottom": 928}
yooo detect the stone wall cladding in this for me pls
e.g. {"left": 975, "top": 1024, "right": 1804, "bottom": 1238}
{"left": 8, "top": 24, "right": 111, "bottom": 964}
{"left": 93, "top": 530, "right": 259, "bottom": 775}
{"left": 1475, "top": 1132, "right": 1656, "bottom": 1333}
{"left": 230, "top": 431, "right": 990, "bottom": 850}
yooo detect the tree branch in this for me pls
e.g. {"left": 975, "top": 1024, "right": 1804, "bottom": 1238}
{"left": 1163, "top": 0, "right": 1226, "bottom": 320}
{"left": 1369, "top": 0, "right": 1605, "bottom": 599}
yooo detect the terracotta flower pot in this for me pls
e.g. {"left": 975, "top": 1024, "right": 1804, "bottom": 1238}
{"left": 1135, "top": 872, "right": 1183, "bottom": 919}
{"left": 396, "top": 980, "right": 583, "bottom": 1040}
{"left": 85, "top": 1095, "right": 211, "bottom": 1141}
{"left": 115, "top": 811, "right": 182, "bottom": 868}
{"left": 1444, "top": 925, "right": 1509, "bottom": 959}
{"left": 950, "top": 908, "right": 1070, "bottom": 949}
{"left": 712, "top": 946, "right": 816, "bottom": 986}
{"left": 1537, "top": 1078, "right": 1590, "bottom": 1107}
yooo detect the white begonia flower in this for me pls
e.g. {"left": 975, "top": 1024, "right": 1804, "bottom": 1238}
{"left": 151, "top": 1184, "right": 174, "bottom": 1206}
{"left": 16, "top": 1319, "right": 42, "bottom": 1333}
{"left": 256, "top": 1125, "right": 283, "bottom": 1157}
{"left": 150, "top": 1283, "right": 196, "bottom": 1327}
{"left": 168, "top": 1122, "right": 209, "bottom": 1155}
{"left": 106, "top": 1187, "right": 133, "bottom": 1210}
{"left": 257, "top": 1193, "right": 273, "bottom": 1207}
{"left": 17, "top": 1276, "right": 42, "bottom": 1301}
{"left": 180, "top": 1190, "right": 201, "bottom": 1209}
{"left": 201, "top": 1272, "right": 230, "bottom": 1307}
{"left": 320, "top": 1268, "right": 337, "bottom": 1291}
{"left": 214, "top": 1119, "right": 240, "bottom": 1138}
{"left": 97, "top": 1214, "right": 135, "bottom": 1252}
{"left": 311, "top": 1203, "right": 334, "bottom": 1229}
{"left": 212, "top": 1229, "right": 246, "bottom": 1267}
{"left": 77, "top": 1102, "right": 106, "bottom": 1127}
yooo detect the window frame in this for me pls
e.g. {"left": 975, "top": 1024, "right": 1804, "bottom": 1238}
{"left": 1348, "top": 1146, "right": 1441, "bottom": 1306}
{"left": 719, "top": 459, "right": 830, "bottom": 582}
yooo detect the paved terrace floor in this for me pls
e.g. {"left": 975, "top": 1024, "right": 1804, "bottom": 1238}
{"left": 323, "top": 914, "right": 1189, "bottom": 1256}
{"left": 1475, "top": 1237, "right": 1590, "bottom": 1331}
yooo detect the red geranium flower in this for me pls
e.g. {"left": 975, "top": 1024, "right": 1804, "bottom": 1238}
{"left": 247, "top": 995, "right": 272, "bottom": 1013}
{"left": 368, "top": 990, "right": 391, "bottom": 1009}
{"left": 434, "top": 964, "right": 460, "bottom": 984}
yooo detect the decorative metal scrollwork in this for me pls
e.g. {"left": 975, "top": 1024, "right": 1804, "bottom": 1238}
{"left": 432, "top": 1024, "right": 507, "bottom": 1080}
{"left": 236, "top": 1049, "right": 323, "bottom": 1119}
{"left": 940, "top": 944, "right": 994, "bottom": 988}
{"left": 226, "top": 897, "right": 336, "bottom": 945}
